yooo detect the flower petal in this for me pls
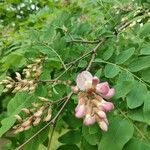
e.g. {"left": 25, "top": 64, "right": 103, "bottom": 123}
{"left": 102, "top": 88, "right": 115, "bottom": 99}
{"left": 84, "top": 115, "right": 95, "bottom": 126}
{"left": 96, "top": 82, "right": 110, "bottom": 95}
{"left": 75, "top": 104, "right": 86, "bottom": 118}
{"left": 76, "top": 71, "right": 93, "bottom": 90}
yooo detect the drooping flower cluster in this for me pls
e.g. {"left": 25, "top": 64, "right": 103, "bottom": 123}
{"left": 13, "top": 97, "right": 52, "bottom": 134}
{"left": 72, "top": 71, "right": 115, "bottom": 131}
{"left": 0, "top": 57, "right": 44, "bottom": 94}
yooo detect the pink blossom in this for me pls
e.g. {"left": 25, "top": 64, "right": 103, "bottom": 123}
{"left": 84, "top": 115, "right": 95, "bottom": 126}
{"left": 100, "top": 101, "right": 114, "bottom": 112}
{"left": 102, "top": 88, "right": 115, "bottom": 100}
{"left": 96, "top": 110, "right": 107, "bottom": 119}
{"left": 76, "top": 71, "right": 93, "bottom": 91}
{"left": 75, "top": 104, "right": 86, "bottom": 118}
{"left": 96, "top": 82, "right": 109, "bottom": 95}
{"left": 92, "top": 76, "right": 100, "bottom": 86}
{"left": 96, "top": 82, "right": 115, "bottom": 99}
{"left": 99, "top": 120, "right": 108, "bottom": 131}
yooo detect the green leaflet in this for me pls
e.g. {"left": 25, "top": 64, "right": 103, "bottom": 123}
{"left": 104, "top": 64, "right": 120, "bottom": 78}
{"left": 126, "top": 82, "right": 147, "bottom": 109}
{"left": 116, "top": 47, "right": 135, "bottom": 64}
{"left": 82, "top": 124, "right": 101, "bottom": 146}
{"left": 56, "top": 144, "right": 80, "bottom": 150}
{"left": 98, "top": 117, "right": 134, "bottom": 150}
{"left": 58, "top": 130, "right": 81, "bottom": 144}
{"left": 123, "top": 138, "right": 150, "bottom": 150}
{"left": 128, "top": 56, "right": 150, "bottom": 72}
{"left": 0, "top": 92, "right": 33, "bottom": 137}
{"left": 143, "top": 92, "right": 150, "bottom": 125}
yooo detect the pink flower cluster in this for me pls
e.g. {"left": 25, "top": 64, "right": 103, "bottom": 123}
{"left": 72, "top": 71, "right": 115, "bottom": 131}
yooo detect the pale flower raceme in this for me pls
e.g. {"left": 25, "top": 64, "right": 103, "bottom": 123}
{"left": 73, "top": 71, "right": 115, "bottom": 131}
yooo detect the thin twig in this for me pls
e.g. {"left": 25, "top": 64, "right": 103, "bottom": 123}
{"left": 117, "top": 107, "right": 149, "bottom": 142}
{"left": 15, "top": 92, "right": 73, "bottom": 150}
{"left": 86, "top": 38, "right": 106, "bottom": 71}
{"left": 53, "top": 39, "right": 105, "bottom": 85}
{"left": 47, "top": 124, "right": 56, "bottom": 150}
{"left": 37, "top": 42, "right": 67, "bottom": 71}
{"left": 98, "top": 60, "right": 150, "bottom": 88}
{"left": 67, "top": 39, "right": 100, "bottom": 44}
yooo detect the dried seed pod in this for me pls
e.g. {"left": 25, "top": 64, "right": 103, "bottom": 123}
{"left": 29, "top": 85, "right": 36, "bottom": 91}
{"left": 27, "top": 64, "right": 33, "bottom": 69}
{"left": 38, "top": 97, "right": 49, "bottom": 102}
{"left": 21, "top": 86, "right": 29, "bottom": 91}
{"left": 33, "top": 110, "right": 43, "bottom": 118}
{"left": 33, "top": 117, "right": 41, "bottom": 126}
{"left": 14, "top": 115, "right": 22, "bottom": 122}
{"left": 34, "top": 58, "right": 41, "bottom": 63}
{"left": 15, "top": 72, "right": 22, "bottom": 81}
{"left": 14, "top": 126, "right": 24, "bottom": 134}
{"left": 21, "top": 119, "right": 32, "bottom": 127}
{"left": 24, "top": 125, "right": 32, "bottom": 131}
{"left": 44, "top": 109, "right": 52, "bottom": 122}
{"left": 6, "top": 84, "right": 13, "bottom": 89}
{"left": 21, "top": 108, "right": 30, "bottom": 114}
{"left": 3, "top": 88, "right": 9, "bottom": 93}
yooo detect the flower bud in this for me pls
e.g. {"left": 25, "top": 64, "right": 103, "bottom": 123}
{"left": 102, "top": 88, "right": 115, "bottom": 100}
{"left": 14, "top": 127, "right": 24, "bottom": 134}
{"left": 24, "top": 125, "right": 32, "bottom": 131}
{"left": 6, "top": 84, "right": 13, "bottom": 89}
{"left": 14, "top": 115, "right": 22, "bottom": 122}
{"left": 99, "top": 120, "right": 108, "bottom": 132}
{"left": 38, "top": 97, "right": 49, "bottom": 102}
{"left": 84, "top": 115, "right": 95, "bottom": 126}
{"left": 96, "top": 82, "right": 109, "bottom": 95}
{"left": 100, "top": 101, "right": 114, "bottom": 112}
{"left": 33, "top": 117, "right": 41, "bottom": 126}
{"left": 95, "top": 115, "right": 108, "bottom": 132}
{"left": 96, "top": 110, "right": 106, "bottom": 119}
{"left": 21, "top": 108, "right": 30, "bottom": 114}
{"left": 92, "top": 76, "right": 100, "bottom": 86}
{"left": 21, "top": 119, "right": 31, "bottom": 127}
{"left": 71, "top": 86, "right": 79, "bottom": 93}
{"left": 15, "top": 72, "right": 22, "bottom": 81}
{"left": 75, "top": 104, "right": 86, "bottom": 118}
{"left": 44, "top": 109, "right": 52, "bottom": 122}
{"left": 33, "top": 107, "right": 44, "bottom": 117}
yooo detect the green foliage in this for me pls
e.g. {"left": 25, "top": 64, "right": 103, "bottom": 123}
{"left": 0, "top": 0, "right": 150, "bottom": 150}
{"left": 98, "top": 117, "right": 134, "bottom": 150}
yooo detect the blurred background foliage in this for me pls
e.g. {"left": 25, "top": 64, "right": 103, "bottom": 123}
{"left": 0, "top": 0, "right": 150, "bottom": 150}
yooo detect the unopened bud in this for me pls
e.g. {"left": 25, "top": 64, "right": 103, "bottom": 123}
{"left": 44, "top": 109, "right": 52, "bottom": 122}
{"left": 3, "top": 88, "right": 9, "bottom": 93}
{"left": 38, "top": 97, "right": 49, "bottom": 102}
{"left": 33, "top": 118, "right": 41, "bottom": 126}
{"left": 14, "top": 115, "right": 22, "bottom": 122}
{"left": 21, "top": 108, "right": 30, "bottom": 114}
{"left": 15, "top": 72, "right": 22, "bottom": 81}
{"left": 14, "top": 127, "right": 24, "bottom": 134}
{"left": 24, "top": 125, "right": 32, "bottom": 131}
{"left": 2, "top": 80, "right": 10, "bottom": 84}
{"left": 34, "top": 58, "right": 41, "bottom": 63}
{"left": 34, "top": 110, "right": 43, "bottom": 118}
{"left": 71, "top": 86, "right": 79, "bottom": 93}
{"left": 29, "top": 85, "right": 36, "bottom": 91}
{"left": 21, "top": 86, "right": 29, "bottom": 91}
{"left": 21, "top": 119, "right": 31, "bottom": 127}
{"left": 6, "top": 84, "right": 13, "bottom": 89}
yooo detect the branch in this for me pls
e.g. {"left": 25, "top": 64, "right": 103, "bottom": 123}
{"left": 15, "top": 92, "right": 73, "bottom": 150}
{"left": 86, "top": 38, "right": 106, "bottom": 71}
{"left": 67, "top": 39, "right": 100, "bottom": 44}
{"left": 116, "top": 107, "right": 149, "bottom": 142}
